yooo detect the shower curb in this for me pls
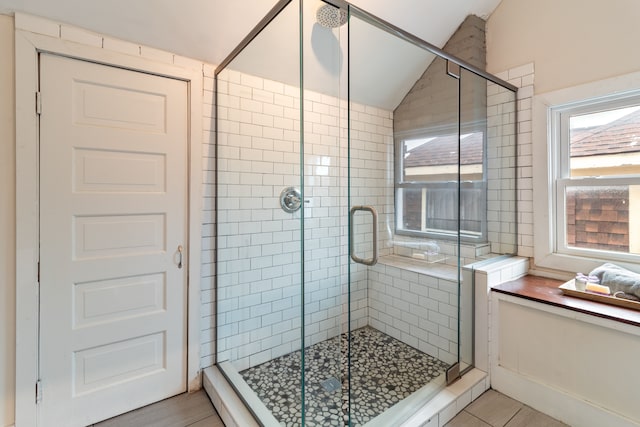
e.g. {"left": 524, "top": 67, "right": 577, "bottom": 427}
{"left": 203, "top": 365, "right": 260, "bottom": 427}
{"left": 203, "top": 364, "right": 489, "bottom": 426}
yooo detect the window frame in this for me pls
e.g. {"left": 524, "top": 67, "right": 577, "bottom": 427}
{"left": 532, "top": 73, "right": 640, "bottom": 274}
{"left": 394, "top": 125, "right": 488, "bottom": 243}
{"left": 552, "top": 95, "right": 640, "bottom": 263}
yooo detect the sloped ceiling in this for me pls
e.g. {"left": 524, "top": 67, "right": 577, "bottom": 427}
{"left": 0, "top": 0, "right": 503, "bottom": 109}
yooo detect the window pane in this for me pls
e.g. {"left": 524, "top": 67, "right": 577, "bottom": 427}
{"left": 424, "top": 184, "right": 457, "bottom": 233}
{"left": 569, "top": 105, "right": 640, "bottom": 177}
{"left": 402, "top": 132, "right": 483, "bottom": 182}
{"left": 400, "top": 187, "right": 423, "bottom": 231}
{"left": 397, "top": 184, "right": 484, "bottom": 238}
{"left": 397, "top": 131, "right": 486, "bottom": 241}
{"left": 459, "top": 184, "right": 484, "bottom": 236}
{"left": 565, "top": 185, "right": 640, "bottom": 255}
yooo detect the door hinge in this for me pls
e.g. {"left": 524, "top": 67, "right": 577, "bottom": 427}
{"left": 446, "top": 60, "right": 461, "bottom": 79}
{"left": 37, "top": 261, "right": 40, "bottom": 283}
{"left": 446, "top": 362, "right": 461, "bottom": 385}
{"left": 35, "top": 380, "right": 43, "bottom": 404}
{"left": 36, "top": 91, "right": 42, "bottom": 115}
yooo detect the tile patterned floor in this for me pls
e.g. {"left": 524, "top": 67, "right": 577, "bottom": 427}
{"left": 446, "top": 389, "right": 569, "bottom": 427}
{"left": 92, "top": 390, "right": 222, "bottom": 427}
{"left": 240, "top": 326, "right": 449, "bottom": 426}
{"left": 88, "top": 382, "right": 567, "bottom": 427}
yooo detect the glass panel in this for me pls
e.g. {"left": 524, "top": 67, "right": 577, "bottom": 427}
{"left": 214, "top": 1, "right": 518, "bottom": 424}
{"left": 459, "top": 69, "right": 516, "bottom": 374}
{"left": 393, "top": 57, "right": 461, "bottom": 254}
{"left": 350, "top": 9, "right": 457, "bottom": 424}
{"left": 565, "top": 185, "right": 638, "bottom": 255}
{"left": 570, "top": 104, "right": 640, "bottom": 177}
{"left": 215, "top": 2, "right": 304, "bottom": 424}
{"left": 459, "top": 70, "right": 487, "bottom": 248}
{"left": 301, "top": 1, "right": 348, "bottom": 425}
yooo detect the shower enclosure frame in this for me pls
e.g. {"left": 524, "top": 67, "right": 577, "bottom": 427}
{"left": 214, "top": 0, "right": 518, "bottom": 425}
{"left": 215, "top": 0, "right": 517, "bottom": 92}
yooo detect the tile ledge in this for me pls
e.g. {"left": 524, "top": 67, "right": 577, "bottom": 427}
{"left": 377, "top": 255, "right": 458, "bottom": 280}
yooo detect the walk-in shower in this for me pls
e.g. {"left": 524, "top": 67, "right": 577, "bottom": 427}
{"left": 214, "top": 0, "right": 517, "bottom": 425}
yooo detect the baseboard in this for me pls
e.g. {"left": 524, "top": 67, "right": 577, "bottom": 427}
{"left": 491, "top": 366, "right": 639, "bottom": 427}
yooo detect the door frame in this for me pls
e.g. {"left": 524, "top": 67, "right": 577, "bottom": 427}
{"left": 15, "top": 15, "right": 204, "bottom": 426}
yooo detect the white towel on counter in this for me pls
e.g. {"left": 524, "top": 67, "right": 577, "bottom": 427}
{"left": 589, "top": 263, "right": 640, "bottom": 299}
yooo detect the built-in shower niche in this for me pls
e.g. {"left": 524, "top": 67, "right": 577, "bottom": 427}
{"left": 214, "top": 1, "right": 517, "bottom": 425}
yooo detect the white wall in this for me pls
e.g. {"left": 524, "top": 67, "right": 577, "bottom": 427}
{"left": 487, "top": 0, "right": 640, "bottom": 273}
{"left": 0, "top": 0, "right": 273, "bottom": 68}
{"left": 492, "top": 294, "right": 640, "bottom": 427}
{"left": 0, "top": 14, "right": 15, "bottom": 427}
{"left": 486, "top": 0, "right": 640, "bottom": 95}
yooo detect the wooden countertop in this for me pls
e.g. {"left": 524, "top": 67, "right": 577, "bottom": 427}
{"left": 492, "top": 275, "right": 640, "bottom": 327}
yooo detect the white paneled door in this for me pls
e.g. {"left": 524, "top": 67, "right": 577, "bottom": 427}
{"left": 39, "top": 54, "right": 188, "bottom": 426}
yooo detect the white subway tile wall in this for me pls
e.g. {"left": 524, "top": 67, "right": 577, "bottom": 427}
{"left": 493, "top": 63, "right": 535, "bottom": 258}
{"left": 515, "top": 66, "right": 534, "bottom": 258}
{"left": 368, "top": 261, "right": 459, "bottom": 365}
{"left": 211, "top": 67, "right": 520, "bottom": 371}
{"left": 487, "top": 82, "right": 518, "bottom": 254}
{"left": 215, "top": 68, "right": 394, "bottom": 371}
{"left": 202, "top": 67, "right": 216, "bottom": 368}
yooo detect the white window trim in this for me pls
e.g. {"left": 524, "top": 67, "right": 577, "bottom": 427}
{"left": 532, "top": 70, "right": 640, "bottom": 275}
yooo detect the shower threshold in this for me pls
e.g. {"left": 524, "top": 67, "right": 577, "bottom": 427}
{"left": 224, "top": 326, "right": 449, "bottom": 426}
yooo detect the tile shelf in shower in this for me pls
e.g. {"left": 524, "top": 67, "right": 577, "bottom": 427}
{"left": 376, "top": 254, "right": 459, "bottom": 281}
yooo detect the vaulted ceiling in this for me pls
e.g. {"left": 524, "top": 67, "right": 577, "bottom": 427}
{"left": 0, "top": 0, "right": 503, "bottom": 109}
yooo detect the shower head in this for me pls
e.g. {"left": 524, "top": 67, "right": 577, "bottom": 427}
{"left": 316, "top": 3, "right": 347, "bottom": 28}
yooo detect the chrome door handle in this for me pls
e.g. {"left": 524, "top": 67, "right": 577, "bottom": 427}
{"left": 350, "top": 205, "right": 378, "bottom": 266}
{"left": 177, "top": 245, "right": 183, "bottom": 269}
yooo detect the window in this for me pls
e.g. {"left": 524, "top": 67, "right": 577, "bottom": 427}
{"left": 552, "top": 95, "right": 640, "bottom": 262}
{"left": 395, "top": 130, "right": 487, "bottom": 242}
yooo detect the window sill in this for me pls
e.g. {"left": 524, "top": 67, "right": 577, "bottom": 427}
{"left": 492, "top": 275, "right": 640, "bottom": 327}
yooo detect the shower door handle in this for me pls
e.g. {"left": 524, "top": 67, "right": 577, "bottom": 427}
{"left": 350, "top": 205, "right": 378, "bottom": 266}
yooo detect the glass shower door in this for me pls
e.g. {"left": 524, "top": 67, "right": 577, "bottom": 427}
{"left": 214, "top": 1, "right": 307, "bottom": 424}
{"left": 347, "top": 8, "right": 462, "bottom": 424}
{"left": 300, "top": 1, "right": 349, "bottom": 425}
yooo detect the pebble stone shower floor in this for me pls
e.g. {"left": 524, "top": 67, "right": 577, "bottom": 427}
{"left": 240, "top": 326, "right": 449, "bottom": 426}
